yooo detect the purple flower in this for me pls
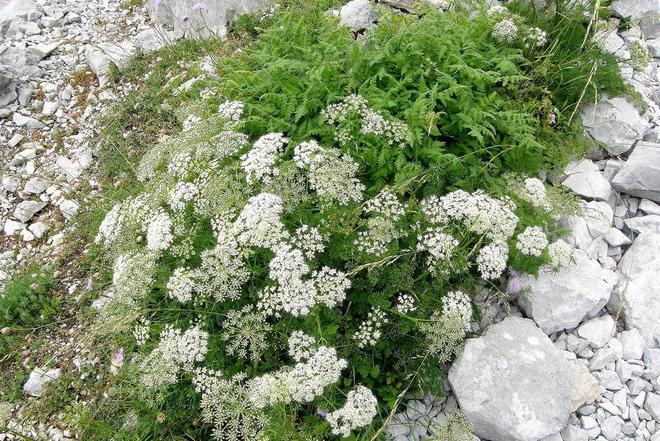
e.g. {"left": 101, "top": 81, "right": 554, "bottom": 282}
{"left": 192, "top": 1, "right": 207, "bottom": 11}
{"left": 115, "top": 347, "right": 124, "bottom": 365}
{"left": 154, "top": 0, "right": 163, "bottom": 8}
{"left": 507, "top": 267, "right": 519, "bottom": 278}
{"left": 507, "top": 277, "right": 522, "bottom": 295}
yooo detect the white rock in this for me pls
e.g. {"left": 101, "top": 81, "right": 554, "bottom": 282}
{"left": 612, "top": 142, "right": 660, "bottom": 203}
{"left": 518, "top": 250, "right": 617, "bottom": 334}
{"left": 613, "top": 234, "right": 660, "bottom": 345}
{"left": 149, "top": 0, "right": 270, "bottom": 38}
{"left": 578, "top": 315, "right": 616, "bottom": 348}
{"left": 581, "top": 97, "right": 649, "bottom": 155}
{"left": 562, "top": 159, "right": 612, "bottom": 201}
{"left": 338, "top": 0, "right": 378, "bottom": 31}
{"left": 449, "top": 317, "right": 573, "bottom": 441}
{"left": 59, "top": 199, "right": 79, "bottom": 220}
{"left": 28, "top": 221, "right": 48, "bottom": 238}
{"left": 639, "top": 199, "right": 660, "bottom": 215}
{"left": 624, "top": 215, "right": 660, "bottom": 234}
{"left": 23, "top": 367, "right": 60, "bottom": 397}
{"left": 562, "top": 424, "right": 588, "bottom": 441}
{"left": 23, "top": 177, "right": 49, "bottom": 194}
{"left": 12, "top": 112, "right": 44, "bottom": 129}
{"left": 610, "top": 0, "right": 659, "bottom": 21}
{"left": 645, "top": 393, "right": 660, "bottom": 421}
{"left": 603, "top": 227, "right": 632, "bottom": 247}
{"left": 13, "top": 200, "right": 47, "bottom": 222}
{"left": 619, "top": 329, "right": 647, "bottom": 360}
{"left": 3, "top": 219, "right": 24, "bottom": 235}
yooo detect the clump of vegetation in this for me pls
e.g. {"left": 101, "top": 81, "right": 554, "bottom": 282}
{"left": 35, "top": 0, "right": 623, "bottom": 439}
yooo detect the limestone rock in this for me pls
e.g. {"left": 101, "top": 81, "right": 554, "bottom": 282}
{"left": 581, "top": 97, "right": 648, "bottom": 155}
{"left": 612, "top": 142, "right": 660, "bottom": 203}
{"left": 623, "top": 215, "right": 660, "bottom": 234}
{"left": 518, "top": 250, "right": 617, "bottom": 334}
{"left": 338, "top": 0, "right": 378, "bottom": 32}
{"left": 13, "top": 200, "right": 47, "bottom": 222}
{"left": 577, "top": 315, "right": 616, "bottom": 348}
{"left": 562, "top": 159, "right": 612, "bottom": 201}
{"left": 449, "top": 317, "right": 573, "bottom": 441}
{"left": 610, "top": 0, "right": 659, "bottom": 21}
{"left": 149, "top": 0, "right": 270, "bottom": 38}
{"left": 23, "top": 367, "right": 61, "bottom": 397}
{"left": 571, "top": 363, "right": 601, "bottom": 411}
{"left": 613, "top": 233, "right": 660, "bottom": 345}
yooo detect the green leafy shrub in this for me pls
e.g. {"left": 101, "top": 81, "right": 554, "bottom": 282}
{"left": 80, "top": 1, "right": 615, "bottom": 439}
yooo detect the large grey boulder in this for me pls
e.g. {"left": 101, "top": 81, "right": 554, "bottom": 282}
{"left": 0, "top": 0, "right": 42, "bottom": 36}
{"left": 612, "top": 142, "right": 660, "bottom": 203}
{"left": 581, "top": 97, "right": 648, "bottom": 155}
{"left": 518, "top": 249, "right": 617, "bottom": 334}
{"left": 610, "top": 0, "right": 659, "bottom": 21}
{"left": 612, "top": 233, "right": 660, "bottom": 345}
{"left": 449, "top": 317, "right": 573, "bottom": 441}
{"left": 149, "top": 0, "right": 270, "bottom": 38}
{"left": 14, "top": 200, "right": 47, "bottom": 223}
{"left": 561, "top": 159, "right": 612, "bottom": 201}
{"left": 337, "top": 0, "right": 378, "bottom": 32}
{"left": 86, "top": 29, "right": 169, "bottom": 86}
{"left": 23, "top": 367, "right": 61, "bottom": 397}
{"left": 0, "top": 65, "right": 12, "bottom": 91}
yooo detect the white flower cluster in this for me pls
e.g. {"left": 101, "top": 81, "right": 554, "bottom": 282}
{"left": 169, "top": 182, "right": 199, "bottom": 211}
{"left": 326, "top": 386, "right": 378, "bottom": 437}
{"left": 294, "top": 140, "right": 365, "bottom": 205}
{"left": 520, "top": 177, "right": 550, "bottom": 210}
{"left": 442, "top": 290, "right": 472, "bottom": 332}
{"left": 183, "top": 114, "right": 202, "bottom": 131}
{"left": 395, "top": 293, "right": 416, "bottom": 314}
{"left": 240, "top": 133, "right": 289, "bottom": 184}
{"left": 492, "top": 18, "right": 518, "bottom": 43}
{"left": 320, "top": 94, "right": 368, "bottom": 124}
{"left": 145, "top": 209, "right": 174, "bottom": 251}
{"left": 288, "top": 330, "right": 317, "bottom": 362}
{"left": 516, "top": 226, "right": 548, "bottom": 257}
{"left": 356, "top": 189, "right": 406, "bottom": 255}
{"left": 292, "top": 225, "right": 325, "bottom": 259}
{"left": 141, "top": 324, "right": 209, "bottom": 389}
{"left": 364, "top": 189, "right": 405, "bottom": 219}
{"left": 487, "top": 4, "right": 509, "bottom": 16}
{"left": 355, "top": 216, "right": 401, "bottom": 255}
{"left": 525, "top": 27, "right": 547, "bottom": 48}
{"left": 221, "top": 306, "right": 272, "bottom": 363}
{"left": 110, "top": 251, "right": 158, "bottom": 308}
{"left": 218, "top": 100, "right": 244, "bottom": 121}
{"left": 321, "top": 94, "right": 410, "bottom": 147}
{"left": 234, "top": 193, "right": 289, "bottom": 249}
{"left": 548, "top": 239, "right": 573, "bottom": 267}
{"left": 168, "top": 148, "right": 194, "bottom": 177}
{"left": 354, "top": 307, "right": 388, "bottom": 348}
{"left": 476, "top": 241, "right": 508, "bottom": 280}
{"left": 205, "top": 130, "right": 249, "bottom": 159}
{"left": 360, "top": 109, "right": 409, "bottom": 147}
{"left": 167, "top": 267, "right": 196, "bottom": 302}
{"left": 194, "top": 239, "right": 250, "bottom": 302}
{"left": 193, "top": 370, "right": 269, "bottom": 441}
{"left": 133, "top": 318, "right": 150, "bottom": 347}
{"left": 248, "top": 338, "right": 347, "bottom": 408}
{"left": 421, "top": 190, "right": 518, "bottom": 242}
{"left": 95, "top": 196, "right": 152, "bottom": 247}
{"left": 417, "top": 227, "right": 459, "bottom": 273}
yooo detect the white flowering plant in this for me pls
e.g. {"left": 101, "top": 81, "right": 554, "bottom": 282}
{"left": 77, "top": 1, "right": 614, "bottom": 439}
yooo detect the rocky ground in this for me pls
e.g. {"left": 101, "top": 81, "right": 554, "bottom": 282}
{"left": 2, "top": 0, "right": 660, "bottom": 440}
